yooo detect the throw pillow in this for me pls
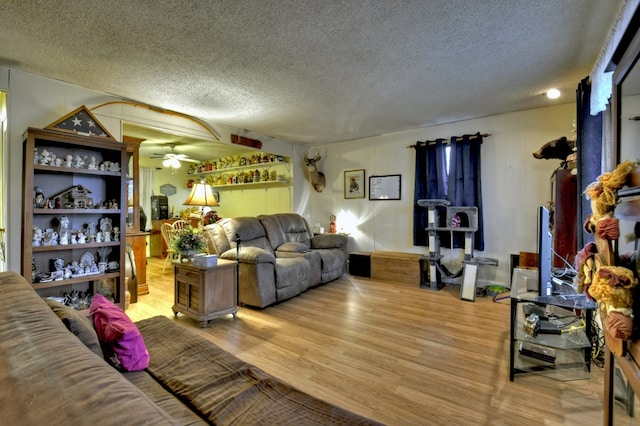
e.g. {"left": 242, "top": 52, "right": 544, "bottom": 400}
{"left": 90, "top": 294, "right": 149, "bottom": 371}
{"left": 44, "top": 298, "right": 104, "bottom": 358}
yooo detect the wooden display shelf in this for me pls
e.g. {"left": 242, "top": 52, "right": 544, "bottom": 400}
{"left": 33, "top": 208, "right": 122, "bottom": 215}
{"left": 33, "top": 164, "right": 122, "bottom": 176}
{"left": 32, "top": 271, "right": 121, "bottom": 289}
{"left": 32, "top": 241, "right": 121, "bottom": 252}
{"left": 212, "top": 180, "right": 290, "bottom": 189}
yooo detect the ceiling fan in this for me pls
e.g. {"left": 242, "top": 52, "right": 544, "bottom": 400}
{"left": 150, "top": 144, "right": 200, "bottom": 169}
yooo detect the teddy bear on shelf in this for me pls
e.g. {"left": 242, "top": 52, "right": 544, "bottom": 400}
{"left": 587, "top": 265, "right": 637, "bottom": 340}
{"left": 577, "top": 160, "right": 638, "bottom": 347}
{"left": 583, "top": 160, "right": 635, "bottom": 265}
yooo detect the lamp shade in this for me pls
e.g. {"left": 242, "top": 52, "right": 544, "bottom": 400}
{"left": 183, "top": 182, "right": 219, "bottom": 207}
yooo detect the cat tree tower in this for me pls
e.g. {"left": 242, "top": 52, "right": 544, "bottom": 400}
{"left": 417, "top": 199, "right": 498, "bottom": 300}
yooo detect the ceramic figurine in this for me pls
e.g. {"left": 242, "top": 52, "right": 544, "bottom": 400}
{"left": 58, "top": 216, "right": 70, "bottom": 245}
{"left": 87, "top": 156, "right": 98, "bottom": 170}
{"left": 34, "top": 186, "right": 45, "bottom": 208}
{"left": 32, "top": 227, "right": 43, "bottom": 247}
{"left": 39, "top": 149, "right": 51, "bottom": 165}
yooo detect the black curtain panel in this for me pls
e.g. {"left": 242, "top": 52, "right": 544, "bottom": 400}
{"left": 447, "top": 133, "right": 484, "bottom": 251}
{"left": 576, "top": 77, "right": 602, "bottom": 249}
{"left": 413, "top": 139, "right": 447, "bottom": 245}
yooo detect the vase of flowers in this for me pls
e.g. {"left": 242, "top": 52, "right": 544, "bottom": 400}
{"left": 173, "top": 226, "right": 207, "bottom": 260}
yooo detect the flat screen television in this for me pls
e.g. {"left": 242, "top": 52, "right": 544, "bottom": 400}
{"left": 538, "top": 206, "right": 553, "bottom": 296}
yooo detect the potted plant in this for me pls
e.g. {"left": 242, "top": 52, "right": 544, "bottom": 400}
{"left": 172, "top": 226, "right": 207, "bottom": 258}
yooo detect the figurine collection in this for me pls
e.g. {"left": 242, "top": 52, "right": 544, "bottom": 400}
{"left": 34, "top": 147, "right": 120, "bottom": 171}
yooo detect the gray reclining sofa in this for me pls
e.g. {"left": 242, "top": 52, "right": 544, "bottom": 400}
{"left": 203, "top": 213, "right": 348, "bottom": 308}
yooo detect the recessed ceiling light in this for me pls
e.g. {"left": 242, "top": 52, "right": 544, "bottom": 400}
{"left": 546, "top": 88, "right": 561, "bottom": 99}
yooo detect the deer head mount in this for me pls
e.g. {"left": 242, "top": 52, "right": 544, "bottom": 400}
{"left": 303, "top": 151, "right": 326, "bottom": 192}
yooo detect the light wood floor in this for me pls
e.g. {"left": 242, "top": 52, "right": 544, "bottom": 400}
{"left": 127, "top": 257, "right": 607, "bottom": 426}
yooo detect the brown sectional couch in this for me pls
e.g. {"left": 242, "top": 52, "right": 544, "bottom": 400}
{"left": 0, "top": 271, "right": 379, "bottom": 425}
{"left": 204, "top": 213, "right": 348, "bottom": 308}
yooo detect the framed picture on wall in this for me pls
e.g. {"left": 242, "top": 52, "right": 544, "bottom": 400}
{"left": 344, "top": 169, "right": 365, "bottom": 199}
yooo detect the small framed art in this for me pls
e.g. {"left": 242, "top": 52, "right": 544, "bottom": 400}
{"left": 344, "top": 169, "right": 365, "bottom": 199}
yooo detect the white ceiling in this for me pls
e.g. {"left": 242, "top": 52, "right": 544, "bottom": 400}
{"left": 0, "top": 1, "right": 622, "bottom": 148}
{"left": 124, "top": 122, "right": 250, "bottom": 162}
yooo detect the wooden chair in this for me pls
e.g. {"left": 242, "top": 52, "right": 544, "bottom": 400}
{"left": 172, "top": 219, "right": 189, "bottom": 231}
{"left": 161, "top": 223, "right": 181, "bottom": 272}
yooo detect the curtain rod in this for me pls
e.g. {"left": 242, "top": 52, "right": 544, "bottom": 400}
{"left": 407, "top": 133, "right": 491, "bottom": 148}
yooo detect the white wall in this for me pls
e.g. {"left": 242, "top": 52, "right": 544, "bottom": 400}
{"left": 305, "top": 104, "right": 575, "bottom": 287}
{"left": 3, "top": 67, "right": 576, "bottom": 288}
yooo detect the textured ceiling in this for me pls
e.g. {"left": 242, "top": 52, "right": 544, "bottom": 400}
{"left": 0, "top": 1, "right": 621, "bottom": 146}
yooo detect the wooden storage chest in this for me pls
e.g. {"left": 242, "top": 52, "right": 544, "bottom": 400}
{"left": 370, "top": 251, "right": 423, "bottom": 285}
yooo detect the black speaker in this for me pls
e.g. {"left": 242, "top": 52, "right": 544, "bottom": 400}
{"left": 349, "top": 252, "right": 371, "bottom": 277}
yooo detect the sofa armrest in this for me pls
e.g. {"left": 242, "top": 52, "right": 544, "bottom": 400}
{"left": 220, "top": 246, "right": 276, "bottom": 264}
{"left": 311, "top": 233, "right": 348, "bottom": 250}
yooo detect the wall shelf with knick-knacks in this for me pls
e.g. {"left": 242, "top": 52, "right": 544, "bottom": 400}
{"left": 187, "top": 153, "right": 291, "bottom": 189}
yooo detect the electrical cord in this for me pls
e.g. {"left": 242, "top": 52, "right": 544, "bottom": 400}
{"left": 551, "top": 247, "right": 578, "bottom": 275}
{"left": 591, "top": 313, "right": 605, "bottom": 369}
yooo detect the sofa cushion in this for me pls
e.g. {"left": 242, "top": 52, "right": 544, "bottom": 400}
{"left": 90, "top": 294, "right": 150, "bottom": 371}
{"left": 275, "top": 213, "right": 313, "bottom": 246}
{"left": 316, "top": 248, "right": 347, "bottom": 282}
{"left": 220, "top": 246, "right": 276, "bottom": 264}
{"left": 258, "top": 214, "right": 288, "bottom": 249}
{"left": 274, "top": 257, "right": 309, "bottom": 290}
{"left": 44, "top": 297, "right": 104, "bottom": 358}
{"left": 277, "top": 241, "right": 309, "bottom": 253}
{"left": 202, "top": 223, "right": 230, "bottom": 255}
{"left": 218, "top": 217, "right": 274, "bottom": 254}
{"left": 135, "top": 316, "right": 380, "bottom": 425}
{"left": 123, "top": 371, "right": 208, "bottom": 425}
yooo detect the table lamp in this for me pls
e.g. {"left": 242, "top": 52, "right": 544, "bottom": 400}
{"left": 183, "top": 180, "right": 219, "bottom": 226}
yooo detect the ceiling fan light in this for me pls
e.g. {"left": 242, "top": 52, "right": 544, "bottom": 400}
{"left": 163, "top": 158, "right": 181, "bottom": 169}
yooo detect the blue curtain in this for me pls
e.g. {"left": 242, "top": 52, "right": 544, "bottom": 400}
{"left": 576, "top": 76, "right": 601, "bottom": 249}
{"left": 413, "top": 139, "right": 447, "bottom": 245}
{"left": 413, "top": 133, "right": 484, "bottom": 250}
{"left": 447, "top": 133, "right": 484, "bottom": 250}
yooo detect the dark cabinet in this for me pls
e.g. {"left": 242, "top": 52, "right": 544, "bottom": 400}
{"left": 551, "top": 169, "right": 577, "bottom": 267}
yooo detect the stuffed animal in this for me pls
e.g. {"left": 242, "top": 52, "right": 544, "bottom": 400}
{"left": 583, "top": 160, "right": 635, "bottom": 265}
{"left": 587, "top": 265, "right": 637, "bottom": 340}
{"left": 574, "top": 242, "right": 599, "bottom": 294}
{"left": 577, "top": 160, "right": 639, "bottom": 347}
{"left": 532, "top": 136, "right": 574, "bottom": 160}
